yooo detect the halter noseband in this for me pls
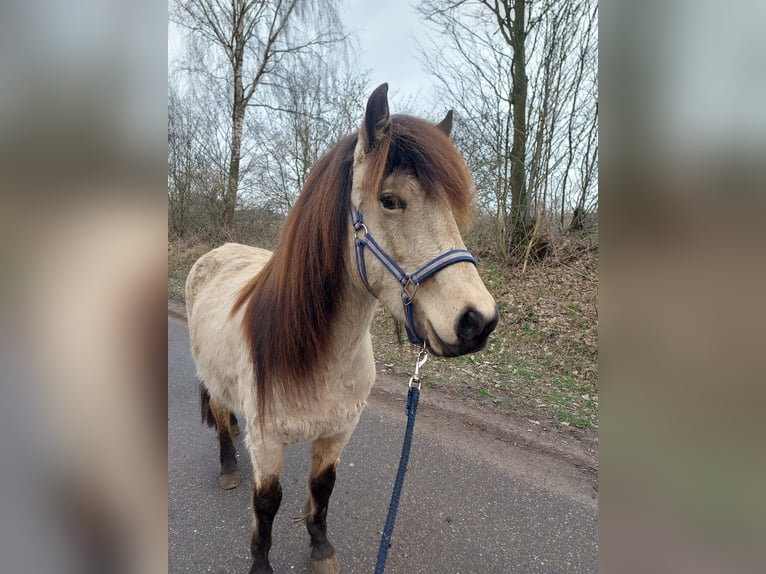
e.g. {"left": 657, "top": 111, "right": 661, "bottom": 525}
{"left": 352, "top": 208, "right": 477, "bottom": 346}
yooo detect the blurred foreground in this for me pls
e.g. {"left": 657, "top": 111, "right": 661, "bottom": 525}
{"left": 600, "top": 0, "right": 766, "bottom": 571}
{"left": 0, "top": 1, "right": 167, "bottom": 572}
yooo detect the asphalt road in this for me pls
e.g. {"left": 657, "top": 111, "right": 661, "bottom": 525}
{"left": 169, "top": 317, "right": 597, "bottom": 573}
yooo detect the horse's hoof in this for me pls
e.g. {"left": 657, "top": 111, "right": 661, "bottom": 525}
{"left": 218, "top": 470, "right": 241, "bottom": 490}
{"left": 311, "top": 554, "right": 340, "bottom": 574}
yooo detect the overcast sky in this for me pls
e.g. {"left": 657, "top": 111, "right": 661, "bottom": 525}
{"left": 168, "top": 0, "right": 439, "bottom": 108}
{"left": 341, "top": 0, "right": 437, "bottom": 105}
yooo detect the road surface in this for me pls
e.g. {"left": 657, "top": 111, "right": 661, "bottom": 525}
{"left": 169, "top": 317, "right": 597, "bottom": 573}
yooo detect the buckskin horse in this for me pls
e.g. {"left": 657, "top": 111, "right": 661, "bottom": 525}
{"left": 185, "top": 83, "right": 498, "bottom": 573}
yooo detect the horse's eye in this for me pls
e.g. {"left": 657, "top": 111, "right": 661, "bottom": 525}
{"left": 380, "top": 194, "right": 406, "bottom": 211}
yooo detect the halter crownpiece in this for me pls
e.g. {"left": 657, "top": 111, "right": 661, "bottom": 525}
{"left": 352, "top": 208, "right": 477, "bottom": 346}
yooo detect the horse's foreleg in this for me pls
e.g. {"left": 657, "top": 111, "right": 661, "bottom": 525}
{"left": 305, "top": 433, "right": 350, "bottom": 574}
{"left": 248, "top": 439, "right": 285, "bottom": 574}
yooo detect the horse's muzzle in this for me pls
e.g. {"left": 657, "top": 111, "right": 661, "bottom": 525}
{"left": 429, "top": 307, "right": 499, "bottom": 357}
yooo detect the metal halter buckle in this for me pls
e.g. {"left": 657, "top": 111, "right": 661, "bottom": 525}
{"left": 402, "top": 278, "right": 419, "bottom": 305}
{"left": 408, "top": 343, "right": 429, "bottom": 389}
{"left": 354, "top": 221, "right": 368, "bottom": 238}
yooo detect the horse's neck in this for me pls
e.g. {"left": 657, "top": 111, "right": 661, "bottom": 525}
{"left": 330, "top": 273, "right": 378, "bottom": 356}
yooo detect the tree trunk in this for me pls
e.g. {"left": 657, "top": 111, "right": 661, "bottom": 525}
{"left": 223, "top": 99, "right": 245, "bottom": 232}
{"left": 508, "top": 0, "right": 528, "bottom": 253}
{"left": 221, "top": 3, "right": 247, "bottom": 233}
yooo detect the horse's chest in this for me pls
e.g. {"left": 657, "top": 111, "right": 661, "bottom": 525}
{"left": 274, "top": 395, "right": 368, "bottom": 444}
{"left": 275, "top": 369, "right": 375, "bottom": 444}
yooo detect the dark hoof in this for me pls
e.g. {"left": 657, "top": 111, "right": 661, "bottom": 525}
{"left": 249, "top": 564, "right": 273, "bottom": 574}
{"left": 218, "top": 470, "right": 241, "bottom": 490}
{"left": 311, "top": 554, "right": 340, "bottom": 574}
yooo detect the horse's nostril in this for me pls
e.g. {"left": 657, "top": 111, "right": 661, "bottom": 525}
{"left": 457, "top": 308, "right": 486, "bottom": 341}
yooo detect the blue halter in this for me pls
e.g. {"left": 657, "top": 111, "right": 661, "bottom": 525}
{"left": 352, "top": 208, "right": 477, "bottom": 346}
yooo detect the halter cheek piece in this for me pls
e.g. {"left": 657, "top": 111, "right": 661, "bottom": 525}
{"left": 352, "top": 208, "right": 477, "bottom": 346}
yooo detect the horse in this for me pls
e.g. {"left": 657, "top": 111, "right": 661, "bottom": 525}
{"left": 185, "top": 83, "right": 499, "bottom": 574}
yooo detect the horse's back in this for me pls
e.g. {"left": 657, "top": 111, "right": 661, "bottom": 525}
{"left": 185, "top": 243, "right": 272, "bottom": 408}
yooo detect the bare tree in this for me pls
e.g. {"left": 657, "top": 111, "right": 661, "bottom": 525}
{"left": 171, "top": 0, "right": 344, "bottom": 233}
{"left": 484, "top": 0, "right": 529, "bottom": 251}
{"left": 168, "top": 85, "right": 230, "bottom": 240}
{"left": 570, "top": 99, "right": 598, "bottom": 231}
{"left": 168, "top": 87, "right": 196, "bottom": 238}
{"left": 520, "top": 0, "right": 599, "bottom": 266}
{"left": 555, "top": 1, "right": 598, "bottom": 229}
{"left": 419, "top": 0, "right": 598, "bottom": 260}
{"left": 418, "top": 6, "right": 499, "bottom": 254}
{"left": 242, "top": 54, "right": 369, "bottom": 214}
{"left": 419, "top": 0, "right": 531, "bottom": 257}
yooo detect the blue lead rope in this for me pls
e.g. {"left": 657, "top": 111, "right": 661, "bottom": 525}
{"left": 374, "top": 385, "right": 420, "bottom": 574}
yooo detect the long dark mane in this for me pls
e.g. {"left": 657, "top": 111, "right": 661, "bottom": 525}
{"left": 232, "top": 114, "right": 475, "bottom": 422}
{"left": 231, "top": 133, "right": 356, "bottom": 420}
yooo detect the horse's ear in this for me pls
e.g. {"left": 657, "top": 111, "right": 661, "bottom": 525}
{"left": 436, "top": 109, "right": 454, "bottom": 137}
{"left": 361, "top": 83, "right": 390, "bottom": 153}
